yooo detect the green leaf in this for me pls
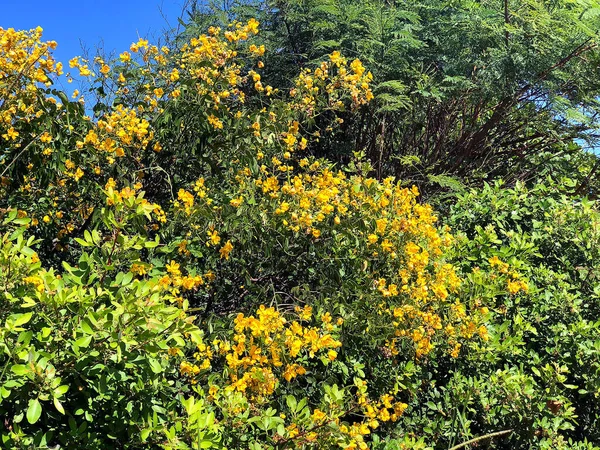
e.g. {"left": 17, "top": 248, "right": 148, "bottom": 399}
{"left": 2, "top": 208, "right": 18, "bottom": 224}
{"left": 27, "top": 398, "right": 42, "bottom": 424}
{"left": 80, "top": 319, "right": 94, "bottom": 334}
{"left": 121, "top": 272, "right": 133, "bottom": 286}
{"left": 54, "top": 385, "right": 69, "bottom": 397}
{"left": 148, "top": 358, "right": 163, "bottom": 374}
{"left": 286, "top": 395, "right": 297, "bottom": 412}
{"left": 11, "top": 364, "right": 29, "bottom": 376}
{"left": 74, "top": 237, "right": 93, "bottom": 247}
{"left": 140, "top": 428, "right": 151, "bottom": 441}
{"left": 74, "top": 336, "right": 92, "bottom": 348}
{"left": 13, "top": 218, "right": 31, "bottom": 226}
{"left": 144, "top": 237, "right": 160, "bottom": 249}
{"left": 13, "top": 312, "right": 33, "bottom": 327}
{"left": 53, "top": 397, "right": 65, "bottom": 415}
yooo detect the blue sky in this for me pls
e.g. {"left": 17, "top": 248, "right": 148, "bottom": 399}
{"left": 2, "top": 0, "right": 189, "bottom": 92}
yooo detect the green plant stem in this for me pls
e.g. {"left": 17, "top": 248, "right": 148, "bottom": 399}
{"left": 448, "top": 429, "right": 513, "bottom": 450}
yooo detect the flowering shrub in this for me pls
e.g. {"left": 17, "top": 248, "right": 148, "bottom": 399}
{"left": 0, "top": 21, "right": 494, "bottom": 449}
{"left": 384, "top": 180, "right": 600, "bottom": 449}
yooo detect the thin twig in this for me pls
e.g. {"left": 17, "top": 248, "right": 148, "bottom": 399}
{"left": 448, "top": 429, "right": 513, "bottom": 450}
{"left": 1, "top": 133, "right": 42, "bottom": 177}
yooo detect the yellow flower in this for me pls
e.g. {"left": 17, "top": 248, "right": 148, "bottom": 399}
{"left": 298, "top": 305, "right": 312, "bottom": 321}
{"left": 507, "top": 279, "right": 527, "bottom": 294}
{"left": 283, "top": 133, "right": 296, "bottom": 147}
{"left": 73, "top": 167, "right": 84, "bottom": 181}
{"left": 380, "top": 239, "right": 393, "bottom": 252}
{"left": 312, "top": 409, "right": 327, "bottom": 423}
{"left": 246, "top": 18, "right": 260, "bottom": 34}
{"left": 177, "top": 189, "right": 194, "bottom": 214}
{"left": 208, "top": 385, "right": 219, "bottom": 397}
{"left": 207, "top": 114, "right": 223, "bottom": 129}
{"left": 166, "top": 260, "right": 181, "bottom": 276}
{"left": 3, "top": 127, "right": 18, "bottom": 140}
{"left": 180, "top": 361, "right": 200, "bottom": 376}
{"left": 375, "top": 218, "right": 387, "bottom": 234}
{"left": 130, "top": 263, "right": 148, "bottom": 276}
{"left": 230, "top": 196, "right": 243, "bottom": 207}
{"left": 207, "top": 229, "right": 221, "bottom": 246}
{"left": 219, "top": 240, "right": 233, "bottom": 260}
{"left": 378, "top": 408, "right": 391, "bottom": 422}
{"left": 105, "top": 178, "right": 117, "bottom": 190}
{"left": 489, "top": 256, "right": 502, "bottom": 266}
{"left": 330, "top": 50, "right": 344, "bottom": 65}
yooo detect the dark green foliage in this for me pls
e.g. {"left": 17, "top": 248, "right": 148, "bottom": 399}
{"left": 395, "top": 179, "right": 600, "bottom": 448}
{"left": 186, "top": 0, "right": 600, "bottom": 195}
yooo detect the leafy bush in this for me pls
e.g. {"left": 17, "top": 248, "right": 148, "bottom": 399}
{"left": 2, "top": 15, "right": 600, "bottom": 450}
{"left": 386, "top": 179, "right": 600, "bottom": 449}
{"left": 0, "top": 22, "right": 486, "bottom": 449}
{"left": 0, "top": 204, "right": 202, "bottom": 448}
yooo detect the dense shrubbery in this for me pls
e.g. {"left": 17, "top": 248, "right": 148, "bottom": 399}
{"left": 393, "top": 179, "right": 600, "bottom": 448}
{"left": 187, "top": 0, "right": 600, "bottom": 194}
{"left": 2, "top": 4, "right": 600, "bottom": 449}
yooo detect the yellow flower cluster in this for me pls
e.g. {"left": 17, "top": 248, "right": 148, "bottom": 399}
{"left": 68, "top": 56, "right": 93, "bottom": 77}
{"left": 177, "top": 305, "right": 415, "bottom": 447}
{"left": 279, "top": 379, "right": 410, "bottom": 449}
{"left": 180, "top": 305, "right": 342, "bottom": 400}
{"left": 108, "top": 19, "right": 371, "bottom": 158}
{"left": 290, "top": 52, "right": 373, "bottom": 116}
{"left": 103, "top": 179, "right": 167, "bottom": 228}
{"left": 160, "top": 259, "right": 206, "bottom": 293}
{"left": 325, "top": 379, "right": 410, "bottom": 449}
{"left": 76, "top": 105, "right": 153, "bottom": 161}
{"left": 172, "top": 184, "right": 237, "bottom": 261}
{"left": 23, "top": 274, "right": 45, "bottom": 293}
{"left": 176, "top": 21, "right": 254, "bottom": 102}
{"left": 0, "top": 27, "right": 62, "bottom": 140}
{"left": 489, "top": 256, "right": 529, "bottom": 295}
{"left": 1, "top": 20, "right": 374, "bottom": 259}
{"left": 237, "top": 161, "right": 485, "bottom": 358}
{"left": 176, "top": 189, "right": 194, "bottom": 215}
{"left": 224, "top": 18, "right": 260, "bottom": 42}
{"left": 0, "top": 26, "right": 166, "bottom": 251}
{"left": 174, "top": 180, "right": 211, "bottom": 216}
